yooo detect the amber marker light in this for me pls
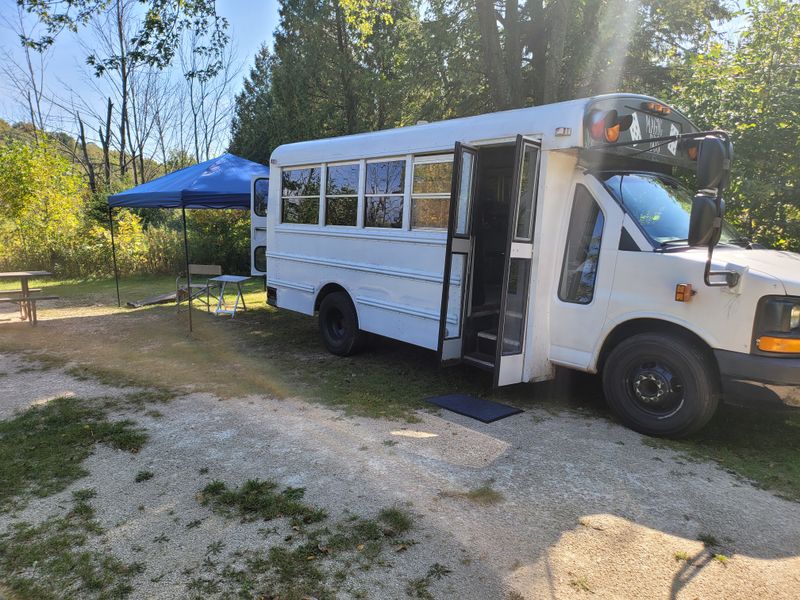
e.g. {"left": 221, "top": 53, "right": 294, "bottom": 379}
{"left": 757, "top": 337, "right": 800, "bottom": 353}
{"left": 675, "top": 283, "right": 695, "bottom": 303}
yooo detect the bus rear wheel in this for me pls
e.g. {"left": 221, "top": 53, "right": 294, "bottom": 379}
{"left": 602, "top": 332, "right": 719, "bottom": 437}
{"left": 318, "top": 291, "right": 364, "bottom": 356}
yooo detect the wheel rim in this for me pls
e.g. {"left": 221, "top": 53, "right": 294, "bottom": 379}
{"left": 325, "top": 307, "right": 346, "bottom": 341}
{"left": 624, "top": 359, "right": 685, "bottom": 419}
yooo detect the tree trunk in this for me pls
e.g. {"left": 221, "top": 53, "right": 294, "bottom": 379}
{"left": 116, "top": 0, "right": 128, "bottom": 178}
{"left": 527, "top": 0, "right": 546, "bottom": 105}
{"left": 99, "top": 98, "right": 113, "bottom": 188}
{"left": 504, "top": 0, "right": 523, "bottom": 107}
{"left": 543, "top": 0, "right": 571, "bottom": 103}
{"left": 476, "top": 0, "right": 511, "bottom": 109}
{"left": 78, "top": 114, "right": 98, "bottom": 194}
{"left": 334, "top": 1, "right": 358, "bottom": 134}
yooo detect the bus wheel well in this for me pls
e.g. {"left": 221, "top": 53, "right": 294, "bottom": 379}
{"left": 597, "top": 319, "right": 718, "bottom": 376}
{"left": 314, "top": 283, "right": 350, "bottom": 312}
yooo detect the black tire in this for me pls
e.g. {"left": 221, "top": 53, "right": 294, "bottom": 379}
{"left": 602, "top": 332, "right": 719, "bottom": 437}
{"left": 318, "top": 291, "right": 364, "bottom": 356}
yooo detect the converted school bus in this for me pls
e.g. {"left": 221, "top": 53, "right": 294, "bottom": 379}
{"left": 252, "top": 93, "right": 800, "bottom": 437}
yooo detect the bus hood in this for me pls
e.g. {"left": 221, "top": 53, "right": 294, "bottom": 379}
{"left": 680, "top": 247, "right": 800, "bottom": 295}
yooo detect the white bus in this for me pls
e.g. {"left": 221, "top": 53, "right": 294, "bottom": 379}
{"left": 253, "top": 93, "right": 800, "bottom": 437}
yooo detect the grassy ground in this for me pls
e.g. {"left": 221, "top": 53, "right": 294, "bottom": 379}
{"left": 1, "top": 276, "right": 799, "bottom": 502}
{"left": 0, "top": 394, "right": 148, "bottom": 598}
{"left": 0, "top": 396, "right": 146, "bottom": 511}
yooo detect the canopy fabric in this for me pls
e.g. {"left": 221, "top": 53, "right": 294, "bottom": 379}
{"left": 108, "top": 153, "right": 269, "bottom": 209}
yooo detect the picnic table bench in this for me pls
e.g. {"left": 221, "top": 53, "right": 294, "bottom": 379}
{"left": 0, "top": 271, "right": 57, "bottom": 325}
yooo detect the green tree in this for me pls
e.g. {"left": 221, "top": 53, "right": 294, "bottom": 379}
{"left": 0, "top": 140, "right": 86, "bottom": 270}
{"left": 671, "top": 0, "right": 800, "bottom": 250}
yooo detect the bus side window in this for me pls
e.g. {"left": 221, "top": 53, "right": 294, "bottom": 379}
{"left": 364, "top": 160, "right": 405, "bottom": 228}
{"left": 282, "top": 167, "right": 321, "bottom": 224}
{"left": 254, "top": 178, "right": 268, "bottom": 217}
{"left": 558, "top": 185, "right": 605, "bottom": 304}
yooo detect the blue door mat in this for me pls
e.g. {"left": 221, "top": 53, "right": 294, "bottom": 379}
{"left": 426, "top": 393, "right": 523, "bottom": 423}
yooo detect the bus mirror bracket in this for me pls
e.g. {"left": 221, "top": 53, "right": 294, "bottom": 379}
{"left": 689, "top": 134, "right": 739, "bottom": 288}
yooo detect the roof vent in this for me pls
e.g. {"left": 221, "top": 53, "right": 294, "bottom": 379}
{"left": 416, "top": 120, "right": 429, "bottom": 126}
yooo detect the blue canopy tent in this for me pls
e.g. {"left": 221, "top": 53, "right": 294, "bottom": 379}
{"left": 107, "top": 153, "right": 269, "bottom": 330}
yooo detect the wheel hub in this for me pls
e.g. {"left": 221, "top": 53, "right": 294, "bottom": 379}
{"left": 631, "top": 365, "right": 674, "bottom": 405}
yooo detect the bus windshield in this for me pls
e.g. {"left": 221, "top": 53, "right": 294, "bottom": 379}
{"left": 598, "top": 172, "right": 743, "bottom": 247}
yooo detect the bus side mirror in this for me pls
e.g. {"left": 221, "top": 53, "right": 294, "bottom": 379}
{"left": 691, "top": 136, "right": 731, "bottom": 248}
{"left": 688, "top": 194, "right": 723, "bottom": 247}
{"left": 696, "top": 136, "right": 731, "bottom": 194}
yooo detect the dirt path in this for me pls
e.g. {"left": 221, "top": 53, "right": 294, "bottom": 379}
{"left": 1, "top": 352, "right": 799, "bottom": 599}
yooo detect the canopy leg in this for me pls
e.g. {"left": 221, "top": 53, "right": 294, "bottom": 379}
{"left": 182, "top": 206, "right": 192, "bottom": 332}
{"left": 108, "top": 205, "right": 121, "bottom": 308}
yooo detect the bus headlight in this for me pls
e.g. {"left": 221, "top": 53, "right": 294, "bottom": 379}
{"left": 754, "top": 296, "right": 800, "bottom": 354}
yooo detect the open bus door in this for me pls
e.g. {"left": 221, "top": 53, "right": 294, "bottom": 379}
{"left": 437, "top": 142, "right": 478, "bottom": 364}
{"left": 494, "top": 135, "right": 541, "bottom": 386}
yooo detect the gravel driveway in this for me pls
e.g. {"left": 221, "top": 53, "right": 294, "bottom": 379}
{"left": 1, "top": 352, "right": 799, "bottom": 599}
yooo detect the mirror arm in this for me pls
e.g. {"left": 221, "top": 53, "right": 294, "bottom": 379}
{"left": 702, "top": 194, "right": 740, "bottom": 288}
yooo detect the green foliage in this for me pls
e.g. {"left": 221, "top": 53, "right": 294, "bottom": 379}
{"left": 18, "top": 0, "right": 229, "bottom": 81}
{"left": 671, "top": 0, "right": 800, "bottom": 250}
{"left": 0, "top": 139, "right": 87, "bottom": 273}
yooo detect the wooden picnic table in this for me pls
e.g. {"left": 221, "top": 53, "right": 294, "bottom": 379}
{"left": 0, "top": 271, "right": 54, "bottom": 325}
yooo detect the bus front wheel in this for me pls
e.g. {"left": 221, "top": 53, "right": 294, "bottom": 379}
{"left": 602, "top": 332, "right": 719, "bottom": 437}
{"left": 318, "top": 292, "right": 364, "bottom": 356}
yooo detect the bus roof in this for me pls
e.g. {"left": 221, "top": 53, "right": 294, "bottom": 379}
{"left": 270, "top": 93, "right": 698, "bottom": 168}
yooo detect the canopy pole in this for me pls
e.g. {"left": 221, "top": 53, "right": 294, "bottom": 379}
{"left": 108, "top": 205, "right": 121, "bottom": 308}
{"left": 182, "top": 206, "right": 192, "bottom": 332}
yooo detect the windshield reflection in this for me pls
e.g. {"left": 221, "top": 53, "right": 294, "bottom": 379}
{"left": 598, "top": 172, "right": 742, "bottom": 247}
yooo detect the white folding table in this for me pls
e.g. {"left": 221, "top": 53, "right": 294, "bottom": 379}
{"left": 208, "top": 275, "right": 250, "bottom": 318}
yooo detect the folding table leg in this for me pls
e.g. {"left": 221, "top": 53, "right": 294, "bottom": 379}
{"left": 215, "top": 282, "right": 227, "bottom": 315}
{"left": 231, "top": 286, "right": 241, "bottom": 319}
{"left": 238, "top": 283, "right": 247, "bottom": 311}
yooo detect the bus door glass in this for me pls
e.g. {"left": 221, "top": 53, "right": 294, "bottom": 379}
{"left": 438, "top": 142, "right": 478, "bottom": 363}
{"left": 251, "top": 177, "right": 268, "bottom": 276}
{"left": 494, "top": 136, "right": 541, "bottom": 385}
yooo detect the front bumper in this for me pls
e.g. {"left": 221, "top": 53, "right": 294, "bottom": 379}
{"left": 715, "top": 349, "right": 800, "bottom": 408}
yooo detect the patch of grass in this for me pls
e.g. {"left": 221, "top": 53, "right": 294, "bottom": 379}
{"left": 712, "top": 553, "right": 730, "bottom": 565}
{"left": 378, "top": 507, "right": 413, "bottom": 535}
{"left": 192, "top": 502, "right": 416, "bottom": 600}
{"left": 644, "top": 404, "right": 800, "bottom": 502}
{"left": 0, "top": 491, "right": 143, "bottom": 599}
{"left": 67, "top": 366, "right": 176, "bottom": 408}
{"left": 406, "top": 563, "right": 452, "bottom": 599}
{"left": 697, "top": 533, "right": 719, "bottom": 548}
{"left": 674, "top": 550, "right": 691, "bottom": 562}
{"left": 440, "top": 481, "right": 505, "bottom": 506}
{"left": 568, "top": 574, "right": 592, "bottom": 593}
{"left": 198, "top": 479, "right": 326, "bottom": 526}
{"left": 134, "top": 470, "right": 154, "bottom": 483}
{"left": 0, "top": 397, "right": 147, "bottom": 511}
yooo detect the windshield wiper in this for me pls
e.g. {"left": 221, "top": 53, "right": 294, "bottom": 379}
{"left": 660, "top": 238, "right": 689, "bottom": 247}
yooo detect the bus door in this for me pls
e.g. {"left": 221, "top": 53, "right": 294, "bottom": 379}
{"left": 251, "top": 176, "right": 269, "bottom": 277}
{"left": 437, "top": 142, "right": 478, "bottom": 363}
{"left": 494, "top": 135, "right": 541, "bottom": 386}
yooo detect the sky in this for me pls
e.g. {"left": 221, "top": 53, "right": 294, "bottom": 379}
{"left": 0, "top": 0, "right": 281, "bottom": 127}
